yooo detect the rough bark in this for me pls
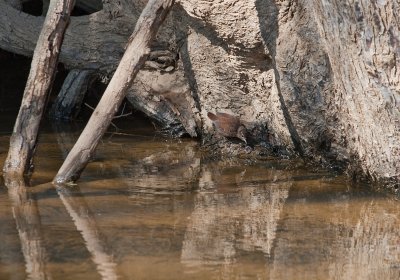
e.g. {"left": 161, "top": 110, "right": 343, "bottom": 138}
{"left": 309, "top": 0, "right": 400, "bottom": 181}
{"left": 127, "top": 50, "right": 199, "bottom": 137}
{"left": 268, "top": 0, "right": 399, "bottom": 183}
{"left": 49, "top": 69, "right": 95, "bottom": 120}
{"left": 177, "top": 0, "right": 400, "bottom": 185}
{"left": 54, "top": 0, "right": 175, "bottom": 184}
{"left": 0, "top": 1, "right": 145, "bottom": 69}
{"left": 5, "top": 0, "right": 22, "bottom": 10}
{"left": 0, "top": 0, "right": 398, "bottom": 186}
{"left": 3, "top": 0, "right": 75, "bottom": 176}
{"left": 0, "top": 1, "right": 197, "bottom": 135}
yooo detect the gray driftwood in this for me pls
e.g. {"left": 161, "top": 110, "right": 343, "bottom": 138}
{"left": 0, "top": 0, "right": 398, "bottom": 187}
{"left": 0, "top": 0, "right": 198, "bottom": 136}
{"left": 3, "top": 0, "right": 75, "bottom": 176}
{"left": 54, "top": 0, "right": 175, "bottom": 184}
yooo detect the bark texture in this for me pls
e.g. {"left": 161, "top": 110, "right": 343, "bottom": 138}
{"left": 5, "top": 0, "right": 22, "bottom": 10}
{"left": 309, "top": 0, "right": 400, "bottom": 180}
{"left": 54, "top": 0, "right": 175, "bottom": 183}
{"left": 3, "top": 0, "right": 75, "bottom": 176}
{"left": 0, "top": 0, "right": 195, "bottom": 135}
{"left": 0, "top": 0, "right": 398, "bottom": 186}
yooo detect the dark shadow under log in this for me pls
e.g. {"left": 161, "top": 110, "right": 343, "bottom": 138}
{"left": 54, "top": 0, "right": 175, "bottom": 184}
{"left": 49, "top": 69, "right": 96, "bottom": 120}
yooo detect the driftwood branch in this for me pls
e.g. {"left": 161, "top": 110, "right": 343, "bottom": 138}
{"left": 54, "top": 0, "right": 175, "bottom": 184}
{"left": 3, "top": 0, "right": 75, "bottom": 176}
{"left": 0, "top": 1, "right": 199, "bottom": 137}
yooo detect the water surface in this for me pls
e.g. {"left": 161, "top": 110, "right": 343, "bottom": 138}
{"left": 0, "top": 116, "right": 399, "bottom": 280}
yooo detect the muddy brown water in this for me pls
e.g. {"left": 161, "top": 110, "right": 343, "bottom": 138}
{"left": 0, "top": 115, "right": 399, "bottom": 280}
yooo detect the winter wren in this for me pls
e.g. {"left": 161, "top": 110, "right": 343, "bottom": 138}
{"left": 207, "top": 112, "right": 247, "bottom": 143}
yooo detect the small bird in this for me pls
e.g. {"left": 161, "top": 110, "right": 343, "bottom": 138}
{"left": 207, "top": 112, "right": 247, "bottom": 143}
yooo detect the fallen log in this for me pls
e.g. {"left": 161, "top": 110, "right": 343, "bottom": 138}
{"left": 0, "top": 1, "right": 197, "bottom": 137}
{"left": 3, "top": 0, "right": 75, "bottom": 176}
{"left": 0, "top": 0, "right": 398, "bottom": 187}
{"left": 54, "top": 0, "right": 175, "bottom": 184}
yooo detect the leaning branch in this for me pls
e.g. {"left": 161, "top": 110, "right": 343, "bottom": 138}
{"left": 54, "top": 0, "right": 175, "bottom": 184}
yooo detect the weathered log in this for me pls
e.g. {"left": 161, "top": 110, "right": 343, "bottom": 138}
{"left": 0, "top": 1, "right": 138, "bottom": 70}
{"left": 0, "top": 0, "right": 398, "bottom": 186}
{"left": 127, "top": 51, "right": 199, "bottom": 137}
{"left": 178, "top": 0, "right": 400, "bottom": 186}
{"left": 49, "top": 69, "right": 95, "bottom": 120}
{"left": 3, "top": 0, "right": 75, "bottom": 176}
{"left": 5, "top": 0, "right": 22, "bottom": 10}
{"left": 0, "top": 1, "right": 197, "bottom": 136}
{"left": 54, "top": 0, "right": 175, "bottom": 184}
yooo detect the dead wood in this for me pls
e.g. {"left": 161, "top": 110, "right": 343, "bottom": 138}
{"left": 3, "top": 0, "right": 76, "bottom": 176}
{"left": 54, "top": 0, "right": 175, "bottom": 184}
{"left": 0, "top": 0, "right": 398, "bottom": 186}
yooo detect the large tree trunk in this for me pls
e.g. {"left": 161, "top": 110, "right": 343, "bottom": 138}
{"left": 0, "top": 0, "right": 398, "bottom": 187}
{"left": 3, "top": 0, "right": 75, "bottom": 176}
{"left": 54, "top": 0, "right": 175, "bottom": 184}
{"left": 309, "top": 0, "right": 400, "bottom": 182}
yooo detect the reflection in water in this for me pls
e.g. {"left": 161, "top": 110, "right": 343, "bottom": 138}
{"left": 51, "top": 122, "right": 81, "bottom": 159}
{"left": 126, "top": 141, "right": 201, "bottom": 195}
{"left": 3, "top": 176, "right": 119, "bottom": 280}
{"left": 181, "top": 162, "right": 291, "bottom": 278}
{"left": 328, "top": 201, "right": 400, "bottom": 280}
{"left": 181, "top": 162, "right": 292, "bottom": 279}
{"left": 270, "top": 181, "right": 400, "bottom": 280}
{"left": 55, "top": 185, "right": 118, "bottom": 280}
{"left": 0, "top": 118, "right": 399, "bottom": 279}
{"left": 4, "top": 176, "right": 51, "bottom": 280}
